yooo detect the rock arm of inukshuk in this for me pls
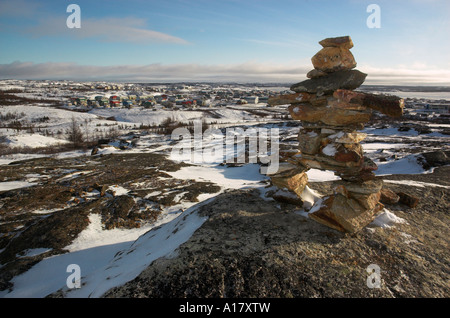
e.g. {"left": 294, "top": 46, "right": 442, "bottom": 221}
{"left": 267, "top": 36, "right": 405, "bottom": 233}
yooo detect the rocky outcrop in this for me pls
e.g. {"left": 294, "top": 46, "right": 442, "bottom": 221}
{"left": 102, "top": 185, "right": 450, "bottom": 298}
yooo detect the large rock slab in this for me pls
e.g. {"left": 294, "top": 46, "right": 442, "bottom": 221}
{"left": 290, "top": 70, "right": 367, "bottom": 94}
{"left": 288, "top": 103, "right": 372, "bottom": 126}
{"left": 309, "top": 194, "right": 384, "bottom": 233}
{"left": 271, "top": 171, "right": 309, "bottom": 196}
{"left": 333, "top": 89, "right": 404, "bottom": 117}
{"left": 267, "top": 92, "right": 327, "bottom": 107}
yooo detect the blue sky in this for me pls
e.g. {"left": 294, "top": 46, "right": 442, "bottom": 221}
{"left": 1, "top": 0, "right": 449, "bottom": 84}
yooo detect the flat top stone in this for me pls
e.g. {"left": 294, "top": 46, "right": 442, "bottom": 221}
{"left": 319, "top": 36, "right": 354, "bottom": 49}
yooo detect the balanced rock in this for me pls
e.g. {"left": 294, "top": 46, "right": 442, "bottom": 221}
{"left": 331, "top": 143, "right": 364, "bottom": 163}
{"left": 266, "top": 35, "right": 404, "bottom": 233}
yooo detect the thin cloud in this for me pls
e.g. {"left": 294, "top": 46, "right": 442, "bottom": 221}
{"left": 0, "top": 0, "right": 42, "bottom": 17}
{"left": 359, "top": 64, "right": 450, "bottom": 85}
{"left": 0, "top": 61, "right": 308, "bottom": 82}
{"left": 26, "top": 16, "right": 189, "bottom": 45}
{"left": 1, "top": 61, "right": 449, "bottom": 85}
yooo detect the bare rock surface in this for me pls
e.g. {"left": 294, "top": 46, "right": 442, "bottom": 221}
{"left": 104, "top": 168, "right": 450, "bottom": 297}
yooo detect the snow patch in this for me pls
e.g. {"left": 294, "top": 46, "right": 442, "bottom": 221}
{"left": 65, "top": 213, "right": 152, "bottom": 253}
{"left": 17, "top": 248, "right": 52, "bottom": 258}
{"left": 384, "top": 179, "right": 449, "bottom": 189}
{"left": 371, "top": 209, "right": 407, "bottom": 228}
{"left": 306, "top": 169, "right": 340, "bottom": 182}
{"left": 375, "top": 155, "right": 430, "bottom": 176}
{"left": 299, "top": 186, "right": 322, "bottom": 210}
{"left": 0, "top": 181, "right": 37, "bottom": 192}
{"left": 107, "top": 185, "right": 130, "bottom": 196}
{"left": 5, "top": 134, "right": 69, "bottom": 148}
{"left": 64, "top": 207, "right": 209, "bottom": 298}
{"left": 166, "top": 164, "right": 267, "bottom": 190}
{"left": 322, "top": 144, "right": 337, "bottom": 156}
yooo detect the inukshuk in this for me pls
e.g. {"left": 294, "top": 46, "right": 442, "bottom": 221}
{"left": 267, "top": 36, "right": 405, "bottom": 233}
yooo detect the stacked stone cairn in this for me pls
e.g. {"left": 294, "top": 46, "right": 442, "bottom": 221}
{"left": 267, "top": 36, "right": 405, "bottom": 233}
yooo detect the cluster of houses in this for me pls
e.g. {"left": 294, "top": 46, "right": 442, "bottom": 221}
{"left": 66, "top": 86, "right": 278, "bottom": 110}
{"left": 404, "top": 98, "right": 450, "bottom": 118}
{"left": 58, "top": 81, "right": 303, "bottom": 111}
{"left": 68, "top": 92, "right": 224, "bottom": 109}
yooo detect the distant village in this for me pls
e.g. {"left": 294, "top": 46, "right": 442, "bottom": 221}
{"left": 403, "top": 98, "right": 450, "bottom": 118}
{"left": 61, "top": 82, "right": 281, "bottom": 110}
{"left": 1, "top": 79, "right": 449, "bottom": 119}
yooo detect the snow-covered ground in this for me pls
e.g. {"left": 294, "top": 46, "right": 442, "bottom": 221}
{"left": 0, "top": 147, "right": 431, "bottom": 298}
{"left": 0, "top": 180, "right": 37, "bottom": 192}
{"left": 1, "top": 80, "right": 449, "bottom": 298}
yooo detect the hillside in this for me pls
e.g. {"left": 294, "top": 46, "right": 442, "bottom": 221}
{"left": 79, "top": 168, "right": 450, "bottom": 297}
